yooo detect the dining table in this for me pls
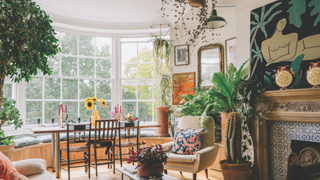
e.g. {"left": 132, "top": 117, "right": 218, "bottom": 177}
{"left": 30, "top": 123, "right": 161, "bottom": 178}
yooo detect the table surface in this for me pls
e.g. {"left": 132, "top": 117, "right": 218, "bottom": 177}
{"left": 116, "top": 166, "right": 180, "bottom": 180}
{"left": 30, "top": 124, "right": 160, "bottom": 134}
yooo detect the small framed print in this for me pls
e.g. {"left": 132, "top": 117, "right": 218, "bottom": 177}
{"left": 225, "top": 37, "right": 237, "bottom": 72}
{"left": 174, "top": 45, "right": 189, "bottom": 66}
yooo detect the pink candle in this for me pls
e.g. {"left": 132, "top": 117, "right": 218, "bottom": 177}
{"left": 65, "top": 105, "right": 67, "bottom": 113}
{"left": 120, "top": 106, "right": 121, "bottom": 113}
{"left": 115, "top": 106, "right": 117, "bottom": 113}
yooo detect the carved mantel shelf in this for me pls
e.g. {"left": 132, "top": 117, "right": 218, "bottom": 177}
{"left": 259, "top": 88, "right": 320, "bottom": 122}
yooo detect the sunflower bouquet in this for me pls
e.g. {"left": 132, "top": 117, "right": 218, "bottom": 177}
{"left": 85, "top": 97, "right": 108, "bottom": 112}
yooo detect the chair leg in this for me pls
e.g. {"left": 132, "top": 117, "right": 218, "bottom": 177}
{"left": 67, "top": 151, "right": 70, "bottom": 180}
{"left": 164, "top": 170, "right": 167, "bottom": 174}
{"left": 119, "top": 146, "right": 122, "bottom": 167}
{"left": 180, "top": 171, "right": 183, "bottom": 175}
{"left": 113, "top": 147, "right": 115, "bottom": 174}
{"left": 107, "top": 151, "right": 110, "bottom": 169}
{"left": 88, "top": 151, "right": 91, "bottom": 179}
{"left": 84, "top": 152, "right": 88, "bottom": 173}
{"left": 193, "top": 173, "right": 197, "bottom": 180}
{"left": 95, "top": 147, "right": 98, "bottom": 176}
{"left": 205, "top": 168, "right": 208, "bottom": 179}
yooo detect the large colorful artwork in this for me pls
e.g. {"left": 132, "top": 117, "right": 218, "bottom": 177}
{"left": 172, "top": 72, "right": 195, "bottom": 105}
{"left": 250, "top": 0, "right": 320, "bottom": 90}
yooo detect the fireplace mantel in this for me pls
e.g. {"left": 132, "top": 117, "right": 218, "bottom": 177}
{"left": 257, "top": 88, "right": 320, "bottom": 180}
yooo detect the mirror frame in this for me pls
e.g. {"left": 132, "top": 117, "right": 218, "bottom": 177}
{"left": 197, "top": 43, "right": 224, "bottom": 88}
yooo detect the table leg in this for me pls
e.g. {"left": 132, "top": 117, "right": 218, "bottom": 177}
{"left": 51, "top": 133, "right": 56, "bottom": 172}
{"left": 55, "top": 132, "right": 61, "bottom": 178}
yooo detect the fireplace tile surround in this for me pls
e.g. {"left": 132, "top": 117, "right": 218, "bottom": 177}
{"left": 267, "top": 121, "right": 320, "bottom": 180}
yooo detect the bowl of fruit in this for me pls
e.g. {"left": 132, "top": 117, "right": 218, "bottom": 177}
{"left": 125, "top": 113, "right": 138, "bottom": 122}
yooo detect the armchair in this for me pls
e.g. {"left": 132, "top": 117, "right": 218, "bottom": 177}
{"left": 162, "top": 116, "right": 219, "bottom": 180}
{"left": 12, "top": 159, "right": 54, "bottom": 180}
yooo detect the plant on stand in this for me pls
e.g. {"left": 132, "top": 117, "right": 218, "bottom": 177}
{"left": 0, "top": 98, "right": 23, "bottom": 159}
{"left": 85, "top": 97, "right": 108, "bottom": 125}
{"left": 150, "top": 33, "right": 172, "bottom": 137}
{"left": 127, "top": 143, "right": 171, "bottom": 178}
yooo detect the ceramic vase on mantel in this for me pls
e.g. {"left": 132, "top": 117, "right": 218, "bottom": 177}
{"left": 91, "top": 111, "right": 100, "bottom": 126}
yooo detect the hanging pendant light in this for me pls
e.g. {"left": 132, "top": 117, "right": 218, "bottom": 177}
{"left": 203, "top": 2, "right": 227, "bottom": 29}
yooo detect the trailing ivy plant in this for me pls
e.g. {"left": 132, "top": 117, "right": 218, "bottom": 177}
{"left": 0, "top": 0, "right": 60, "bottom": 111}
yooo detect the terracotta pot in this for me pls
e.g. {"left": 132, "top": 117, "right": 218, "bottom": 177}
{"left": 188, "top": 0, "right": 203, "bottom": 7}
{"left": 156, "top": 106, "right": 170, "bottom": 137}
{"left": 220, "top": 160, "right": 251, "bottom": 180}
{"left": 137, "top": 163, "right": 164, "bottom": 178}
{"left": 221, "top": 112, "right": 231, "bottom": 145}
{"left": 0, "top": 143, "right": 15, "bottom": 160}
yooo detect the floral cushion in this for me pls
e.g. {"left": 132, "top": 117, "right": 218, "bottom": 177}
{"left": 171, "top": 127, "right": 205, "bottom": 155}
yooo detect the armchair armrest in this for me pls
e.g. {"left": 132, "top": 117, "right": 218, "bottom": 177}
{"left": 161, "top": 141, "right": 174, "bottom": 150}
{"left": 194, "top": 145, "right": 219, "bottom": 172}
{"left": 12, "top": 159, "right": 47, "bottom": 177}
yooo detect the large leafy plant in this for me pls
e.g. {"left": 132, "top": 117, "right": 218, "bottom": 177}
{"left": 0, "top": 0, "right": 60, "bottom": 110}
{"left": 0, "top": 131, "right": 15, "bottom": 146}
{"left": 0, "top": 97, "right": 22, "bottom": 129}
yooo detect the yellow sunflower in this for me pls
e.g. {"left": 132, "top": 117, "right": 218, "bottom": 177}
{"left": 91, "top": 97, "right": 98, "bottom": 102}
{"left": 100, "top": 99, "right": 107, "bottom": 107}
{"left": 85, "top": 100, "right": 94, "bottom": 110}
{"left": 85, "top": 97, "right": 92, "bottom": 102}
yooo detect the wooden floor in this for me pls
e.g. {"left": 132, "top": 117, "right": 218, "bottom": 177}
{"left": 49, "top": 162, "right": 224, "bottom": 180}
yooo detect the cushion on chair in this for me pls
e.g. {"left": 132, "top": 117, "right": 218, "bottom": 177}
{"left": 140, "top": 131, "right": 157, "bottom": 137}
{"left": 14, "top": 137, "right": 41, "bottom": 148}
{"left": 166, "top": 153, "right": 196, "bottom": 163}
{"left": 12, "top": 159, "right": 47, "bottom": 177}
{"left": 27, "top": 170, "right": 54, "bottom": 180}
{"left": 0, "top": 152, "right": 29, "bottom": 180}
{"left": 171, "top": 127, "right": 205, "bottom": 155}
{"left": 60, "top": 146, "right": 88, "bottom": 152}
{"left": 35, "top": 135, "right": 52, "bottom": 143}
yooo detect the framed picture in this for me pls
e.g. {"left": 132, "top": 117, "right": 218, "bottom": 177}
{"left": 172, "top": 72, "right": 196, "bottom": 105}
{"left": 225, "top": 37, "right": 237, "bottom": 71}
{"left": 174, "top": 45, "right": 189, "bottom": 66}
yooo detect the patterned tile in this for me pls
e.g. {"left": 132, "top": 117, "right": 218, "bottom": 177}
{"left": 268, "top": 121, "right": 320, "bottom": 180}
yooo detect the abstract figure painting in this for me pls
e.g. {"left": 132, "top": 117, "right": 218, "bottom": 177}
{"left": 172, "top": 72, "right": 195, "bottom": 105}
{"left": 250, "top": 0, "right": 320, "bottom": 90}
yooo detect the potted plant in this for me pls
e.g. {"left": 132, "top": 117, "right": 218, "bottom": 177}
{"left": 0, "top": 98, "right": 23, "bottom": 159}
{"left": 150, "top": 33, "right": 172, "bottom": 137}
{"left": 127, "top": 143, "right": 171, "bottom": 178}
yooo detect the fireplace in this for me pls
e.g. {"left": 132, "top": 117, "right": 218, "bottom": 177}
{"left": 287, "top": 140, "right": 320, "bottom": 180}
{"left": 257, "top": 89, "right": 320, "bottom": 180}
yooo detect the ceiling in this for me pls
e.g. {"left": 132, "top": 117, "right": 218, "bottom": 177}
{"left": 35, "top": 0, "right": 236, "bottom": 32}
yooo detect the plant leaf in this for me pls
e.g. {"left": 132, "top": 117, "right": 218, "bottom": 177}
{"left": 287, "top": 0, "right": 306, "bottom": 28}
{"left": 308, "top": 0, "right": 320, "bottom": 26}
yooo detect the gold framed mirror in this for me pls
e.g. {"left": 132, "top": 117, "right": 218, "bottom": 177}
{"left": 197, "top": 43, "right": 224, "bottom": 88}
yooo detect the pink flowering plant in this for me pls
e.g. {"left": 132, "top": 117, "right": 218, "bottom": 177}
{"left": 127, "top": 142, "right": 172, "bottom": 167}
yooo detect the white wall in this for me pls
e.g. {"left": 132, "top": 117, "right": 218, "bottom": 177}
{"left": 170, "top": 8, "right": 237, "bottom": 84}
{"left": 235, "top": 0, "right": 277, "bottom": 75}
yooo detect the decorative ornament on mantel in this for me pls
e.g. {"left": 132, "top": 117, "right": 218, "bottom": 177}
{"left": 275, "top": 65, "right": 296, "bottom": 90}
{"left": 307, "top": 61, "right": 320, "bottom": 88}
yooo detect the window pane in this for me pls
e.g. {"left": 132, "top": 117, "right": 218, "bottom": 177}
{"left": 44, "top": 101, "right": 60, "bottom": 123}
{"left": 122, "top": 64, "right": 137, "bottom": 79}
{"left": 122, "top": 80, "right": 136, "bottom": 100}
{"left": 96, "top": 37, "right": 112, "bottom": 57}
{"left": 79, "top": 58, "right": 94, "bottom": 78}
{"left": 80, "top": 102, "right": 91, "bottom": 122}
{"left": 26, "top": 77, "right": 42, "bottom": 99}
{"left": 122, "top": 101, "right": 136, "bottom": 116}
{"left": 26, "top": 101, "right": 42, "bottom": 125}
{"left": 99, "top": 101, "right": 111, "bottom": 119}
{"left": 62, "top": 101, "right": 78, "bottom": 122}
{"left": 96, "top": 59, "right": 111, "bottom": 79}
{"left": 3, "top": 84, "right": 12, "bottom": 99}
{"left": 138, "top": 101, "right": 152, "bottom": 122}
{"left": 96, "top": 80, "right": 111, "bottom": 100}
{"left": 62, "top": 79, "right": 78, "bottom": 99}
{"left": 79, "top": 35, "right": 94, "bottom": 57}
{"left": 44, "top": 78, "right": 61, "bottom": 99}
{"left": 138, "top": 43, "right": 153, "bottom": 63}
{"left": 79, "top": 79, "right": 94, "bottom": 99}
{"left": 61, "top": 33, "right": 77, "bottom": 55}
{"left": 121, "top": 43, "right": 137, "bottom": 63}
{"left": 138, "top": 85, "right": 152, "bottom": 100}
{"left": 138, "top": 64, "right": 153, "bottom": 78}
{"left": 61, "top": 56, "right": 77, "bottom": 77}
{"left": 48, "top": 56, "right": 60, "bottom": 76}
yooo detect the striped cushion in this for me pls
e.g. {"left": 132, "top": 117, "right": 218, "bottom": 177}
{"left": 171, "top": 127, "right": 205, "bottom": 155}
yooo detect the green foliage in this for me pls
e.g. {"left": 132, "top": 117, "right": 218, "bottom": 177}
{"left": 309, "top": 0, "right": 320, "bottom": 26}
{"left": 0, "top": 97, "right": 23, "bottom": 129}
{"left": 0, "top": 131, "right": 15, "bottom": 146}
{"left": 287, "top": 0, "right": 307, "bottom": 28}
{"left": 225, "top": 112, "right": 243, "bottom": 164}
{"left": 264, "top": 75, "right": 278, "bottom": 90}
{"left": 158, "top": 73, "right": 172, "bottom": 107}
{"left": 290, "top": 54, "right": 304, "bottom": 89}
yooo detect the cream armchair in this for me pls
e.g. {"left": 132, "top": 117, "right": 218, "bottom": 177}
{"left": 162, "top": 116, "right": 219, "bottom": 180}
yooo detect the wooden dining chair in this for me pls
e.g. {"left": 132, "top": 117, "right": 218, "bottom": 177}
{"left": 59, "top": 123, "right": 91, "bottom": 180}
{"left": 89, "top": 119, "right": 118, "bottom": 176}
